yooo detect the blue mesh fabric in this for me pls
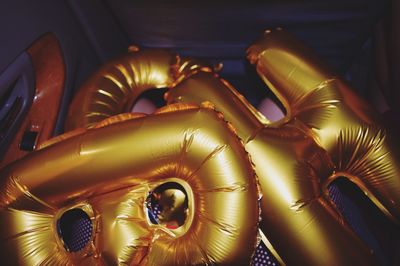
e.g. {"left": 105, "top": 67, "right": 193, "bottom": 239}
{"left": 58, "top": 209, "right": 92, "bottom": 252}
{"left": 67, "top": 216, "right": 92, "bottom": 252}
{"left": 59, "top": 187, "right": 381, "bottom": 263}
{"left": 247, "top": 184, "right": 382, "bottom": 266}
{"left": 328, "top": 183, "right": 386, "bottom": 264}
{"left": 251, "top": 240, "right": 279, "bottom": 266}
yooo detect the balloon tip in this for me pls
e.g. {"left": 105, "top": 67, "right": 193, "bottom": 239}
{"left": 214, "top": 63, "right": 223, "bottom": 72}
{"left": 128, "top": 45, "right": 140, "bottom": 52}
{"left": 264, "top": 27, "right": 283, "bottom": 35}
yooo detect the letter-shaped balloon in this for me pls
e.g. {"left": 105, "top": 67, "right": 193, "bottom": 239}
{"left": 165, "top": 29, "right": 400, "bottom": 265}
{"left": 0, "top": 102, "right": 260, "bottom": 262}
{"left": 65, "top": 48, "right": 211, "bottom": 130}
{"left": 2, "top": 29, "right": 399, "bottom": 266}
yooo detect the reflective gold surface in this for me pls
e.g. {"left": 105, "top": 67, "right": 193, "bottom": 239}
{"left": 2, "top": 29, "right": 399, "bottom": 266}
{"left": 65, "top": 49, "right": 177, "bottom": 130}
{"left": 65, "top": 48, "right": 212, "bottom": 131}
{"left": 247, "top": 29, "right": 400, "bottom": 223}
{"left": 165, "top": 29, "right": 400, "bottom": 265}
{"left": 0, "top": 105, "right": 260, "bottom": 265}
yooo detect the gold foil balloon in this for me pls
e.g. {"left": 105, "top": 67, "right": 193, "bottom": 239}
{"left": 2, "top": 29, "right": 399, "bottom": 266}
{"left": 0, "top": 104, "right": 260, "bottom": 265}
{"left": 65, "top": 48, "right": 213, "bottom": 131}
{"left": 247, "top": 29, "right": 400, "bottom": 223}
{"left": 165, "top": 29, "right": 400, "bottom": 265}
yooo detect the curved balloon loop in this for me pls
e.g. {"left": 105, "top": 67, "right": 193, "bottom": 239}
{"left": 0, "top": 103, "right": 260, "bottom": 265}
{"left": 166, "top": 29, "right": 400, "bottom": 265}
{"left": 2, "top": 30, "right": 399, "bottom": 266}
{"left": 65, "top": 48, "right": 215, "bottom": 131}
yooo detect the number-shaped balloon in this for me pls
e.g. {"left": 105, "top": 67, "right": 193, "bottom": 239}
{"left": 0, "top": 104, "right": 260, "bottom": 263}
{"left": 3, "top": 28, "right": 399, "bottom": 266}
{"left": 65, "top": 48, "right": 212, "bottom": 131}
{"left": 166, "top": 29, "right": 400, "bottom": 265}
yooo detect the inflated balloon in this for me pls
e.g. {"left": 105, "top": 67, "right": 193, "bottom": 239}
{"left": 65, "top": 47, "right": 213, "bottom": 131}
{"left": 164, "top": 29, "right": 400, "bottom": 265}
{"left": 247, "top": 29, "right": 400, "bottom": 222}
{"left": 0, "top": 104, "right": 260, "bottom": 265}
{"left": 3, "top": 29, "right": 399, "bottom": 266}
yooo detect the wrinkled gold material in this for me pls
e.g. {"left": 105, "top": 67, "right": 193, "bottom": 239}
{"left": 65, "top": 48, "right": 212, "bottom": 131}
{"left": 3, "top": 29, "right": 399, "bottom": 266}
{"left": 165, "top": 29, "right": 400, "bottom": 265}
{"left": 65, "top": 49, "right": 176, "bottom": 130}
{"left": 247, "top": 29, "right": 400, "bottom": 223}
{"left": 0, "top": 105, "right": 260, "bottom": 265}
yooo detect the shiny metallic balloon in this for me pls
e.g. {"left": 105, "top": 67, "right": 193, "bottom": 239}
{"left": 166, "top": 29, "right": 400, "bottom": 265}
{"left": 65, "top": 47, "right": 214, "bottom": 131}
{"left": 2, "top": 29, "right": 399, "bottom": 266}
{"left": 0, "top": 104, "right": 260, "bottom": 265}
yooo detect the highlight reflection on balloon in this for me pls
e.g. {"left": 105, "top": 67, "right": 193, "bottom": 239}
{"left": 166, "top": 29, "right": 400, "bottom": 265}
{"left": 65, "top": 48, "right": 213, "bottom": 131}
{"left": 0, "top": 104, "right": 260, "bottom": 265}
{"left": 1, "top": 28, "right": 399, "bottom": 266}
